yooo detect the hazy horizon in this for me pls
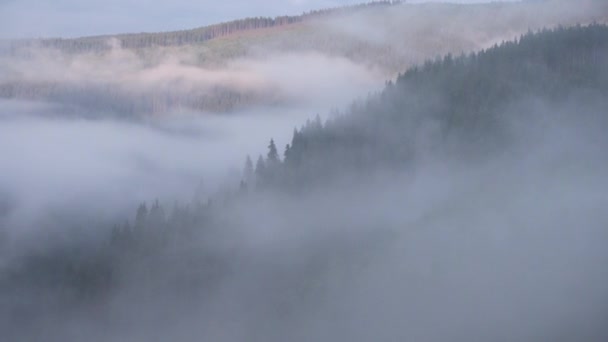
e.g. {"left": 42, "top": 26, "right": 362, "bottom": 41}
{"left": 0, "top": 0, "right": 520, "bottom": 39}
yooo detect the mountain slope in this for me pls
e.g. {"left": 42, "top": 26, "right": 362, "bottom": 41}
{"left": 268, "top": 24, "right": 608, "bottom": 187}
{"left": 1, "top": 0, "right": 607, "bottom": 116}
{"left": 3, "top": 24, "right": 608, "bottom": 342}
{"left": 4, "top": 24, "right": 608, "bottom": 342}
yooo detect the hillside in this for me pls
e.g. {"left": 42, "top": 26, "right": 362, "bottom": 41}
{"left": 262, "top": 23, "right": 608, "bottom": 187}
{"left": 11, "top": 1, "right": 403, "bottom": 52}
{"left": 1, "top": 0, "right": 607, "bottom": 116}
{"left": 3, "top": 24, "right": 608, "bottom": 342}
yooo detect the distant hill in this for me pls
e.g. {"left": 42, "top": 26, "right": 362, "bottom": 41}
{"left": 11, "top": 1, "right": 404, "bottom": 53}
{"left": 1, "top": 0, "right": 607, "bottom": 115}
{"left": 9, "top": 0, "right": 608, "bottom": 69}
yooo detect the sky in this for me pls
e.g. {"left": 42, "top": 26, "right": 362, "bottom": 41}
{"left": 0, "top": 0, "right": 516, "bottom": 39}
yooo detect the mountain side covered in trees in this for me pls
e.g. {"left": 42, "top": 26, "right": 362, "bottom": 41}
{"left": 254, "top": 24, "right": 608, "bottom": 189}
{"left": 2, "top": 25, "right": 608, "bottom": 341}
{"left": 0, "top": 0, "right": 606, "bottom": 116}
{"left": 9, "top": 1, "right": 403, "bottom": 53}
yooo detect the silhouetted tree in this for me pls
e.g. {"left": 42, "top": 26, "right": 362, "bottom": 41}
{"left": 255, "top": 155, "right": 267, "bottom": 188}
{"left": 267, "top": 139, "right": 279, "bottom": 164}
{"left": 135, "top": 203, "right": 148, "bottom": 230}
{"left": 284, "top": 144, "right": 291, "bottom": 162}
{"left": 149, "top": 199, "right": 166, "bottom": 229}
{"left": 243, "top": 155, "right": 254, "bottom": 184}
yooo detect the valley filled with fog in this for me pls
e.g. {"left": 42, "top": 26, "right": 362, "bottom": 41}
{"left": 1, "top": 1, "right": 608, "bottom": 341}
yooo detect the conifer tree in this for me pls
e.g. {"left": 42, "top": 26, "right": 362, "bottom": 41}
{"left": 267, "top": 139, "right": 279, "bottom": 164}
{"left": 255, "top": 155, "right": 266, "bottom": 187}
{"left": 243, "top": 155, "right": 254, "bottom": 183}
{"left": 135, "top": 203, "right": 148, "bottom": 229}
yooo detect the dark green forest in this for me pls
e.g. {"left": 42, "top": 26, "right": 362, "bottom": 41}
{"left": 2, "top": 24, "right": 608, "bottom": 341}
{"left": 256, "top": 24, "right": 608, "bottom": 188}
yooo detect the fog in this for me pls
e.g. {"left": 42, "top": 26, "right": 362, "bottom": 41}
{"left": 4, "top": 98, "right": 608, "bottom": 341}
{"left": 1, "top": 2, "right": 608, "bottom": 342}
{"left": 0, "top": 35, "right": 387, "bottom": 242}
{"left": 0, "top": 22, "right": 386, "bottom": 236}
{"left": 2, "top": 0, "right": 606, "bottom": 116}
{"left": 0, "top": 40, "right": 383, "bottom": 112}
{"left": 0, "top": 101, "right": 324, "bottom": 240}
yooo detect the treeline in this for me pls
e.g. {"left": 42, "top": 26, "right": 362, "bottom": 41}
{"left": 9, "top": 1, "right": 403, "bottom": 54}
{"left": 3, "top": 24, "right": 608, "bottom": 313}
{"left": 0, "top": 82, "right": 275, "bottom": 116}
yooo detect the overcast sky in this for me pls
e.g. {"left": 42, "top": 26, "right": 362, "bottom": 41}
{"left": 0, "top": 0, "right": 515, "bottom": 39}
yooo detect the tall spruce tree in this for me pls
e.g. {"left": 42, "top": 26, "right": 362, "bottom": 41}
{"left": 267, "top": 139, "right": 279, "bottom": 164}
{"left": 243, "top": 155, "right": 254, "bottom": 184}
